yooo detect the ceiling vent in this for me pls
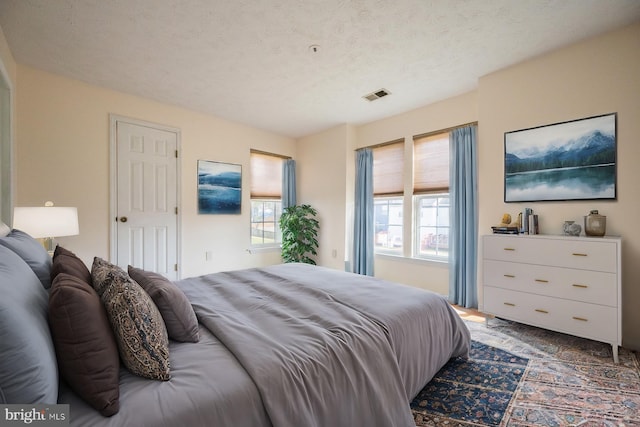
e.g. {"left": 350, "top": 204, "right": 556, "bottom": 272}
{"left": 363, "top": 88, "right": 391, "bottom": 102}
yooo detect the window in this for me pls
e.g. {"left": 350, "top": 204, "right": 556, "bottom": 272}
{"left": 250, "top": 199, "right": 282, "bottom": 245}
{"left": 413, "top": 132, "right": 450, "bottom": 261}
{"left": 374, "top": 197, "right": 403, "bottom": 254}
{"left": 415, "top": 194, "right": 449, "bottom": 259}
{"left": 372, "top": 141, "right": 404, "bottom": 255}
{"left": 250, "top": 150, "right": 284, "bottom": 247}
{"left": 366, "top": 130, "right": 452, "bottom": 261}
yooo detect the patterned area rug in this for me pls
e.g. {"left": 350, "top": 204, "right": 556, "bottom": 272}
{"left": 412, "top": 340, "right": 528, "bottom": 425}
{"left": 412, "top": 318, "right": 640, "bottom": 427}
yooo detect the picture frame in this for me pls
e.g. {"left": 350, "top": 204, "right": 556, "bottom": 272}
{"left": 504, "top": 113, "right": 617, "bottom": 203}
{"left": 197, "top": 160, "right": 242, "bottom": 214}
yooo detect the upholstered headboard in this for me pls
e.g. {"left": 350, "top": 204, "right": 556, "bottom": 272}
{"left": 0, "top": 234, "right": 58, "bottom": 404}
{"left": 0, "top": 221, "right": 10, "bottom": 237}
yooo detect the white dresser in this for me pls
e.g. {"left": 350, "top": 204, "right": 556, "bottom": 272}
{"left": 481, "top": 234, "right": 622, "bottom": 362}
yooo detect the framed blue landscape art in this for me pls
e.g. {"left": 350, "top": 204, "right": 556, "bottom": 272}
{"left": 197, "top": 160, "right": 242, "bottom": 214}
{"left": 504, "top": 113, "right": 616, "bottom": 202}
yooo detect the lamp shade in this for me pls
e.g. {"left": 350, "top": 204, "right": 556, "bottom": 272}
{"left": 13, "top": 206, "right": 79, "bottom": 238}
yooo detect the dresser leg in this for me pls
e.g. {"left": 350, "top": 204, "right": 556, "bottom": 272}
{"left": 612, "top": 344, "right": 619, "bottom": 364}
{"left": 485, "top": 315, "right": 489, "bottom": 328}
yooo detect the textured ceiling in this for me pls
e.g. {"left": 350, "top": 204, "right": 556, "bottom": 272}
{"left": 1, "top": 0, "right": 639, "bottom": 138}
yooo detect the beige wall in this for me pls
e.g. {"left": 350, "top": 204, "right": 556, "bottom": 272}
{"left": 297, "top": 124, "right": 355, "bottom": 269}
{"left": 478, "top": 22, "right": 640, "bottom": 349}
{"left": 15, "top": 65, "right": 295, "bottom": 277}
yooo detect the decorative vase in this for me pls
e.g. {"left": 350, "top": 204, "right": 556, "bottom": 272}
{"left": 562, "top": 220, "right": 581, "bottom": 236}
{"left": 584, "top": 210, "right": 606, "bottom": 237}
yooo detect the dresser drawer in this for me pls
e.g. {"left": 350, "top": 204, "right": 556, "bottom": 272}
{"left": 483, "top": 259, "right": 617, "bottom": 306}
{"left": 484, "top": 287, "right": 617, "bottom": 344}
{"left": 483, "top": 235, "right": 617, "bottom": 272}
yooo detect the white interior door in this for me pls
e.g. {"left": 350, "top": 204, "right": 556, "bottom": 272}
{"left": 114, "top": 120, "right": 179, "bottom": 279}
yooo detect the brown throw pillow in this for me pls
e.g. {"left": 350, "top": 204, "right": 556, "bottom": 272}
{"left": 91, "top": 257, "right": 170, "bottom": 381}
{"left": 48, "top": 273, "right": 120, "bottom": 416}
{"left": 128, "top": 266, "right": 199, "bottom": 343}
{"left": 51, "top": 245, "right": 92, "bottom": 285}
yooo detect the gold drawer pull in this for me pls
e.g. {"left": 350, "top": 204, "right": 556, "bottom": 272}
{"left": 572, "top": 253, "right": 588, "bottom": 257}
{"left": 535, "top": 279, "right": 549, "bottom": 283}
{"left": 503, "top": 302, "right": 516, "bottom": 307}
{"left": 535, "top": 309, "right": 549, "bottom": 314}
{"left": 572, "top": 316, "right": 588, "bottom": 322}
{"left": 572, "top": 284, "right": 588, "bottom": 289}
{"left": 504, "top": 248, "right": 516, "bottom": 251}
{"left": 504, "top": 274, "right": 515, "bottom": 278}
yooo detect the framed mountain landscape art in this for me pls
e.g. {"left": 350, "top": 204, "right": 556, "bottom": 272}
{"left": 504, "top": 113, "right": 616, "bottom": 202}
{"left": 197, "top": 160, "right": 242, "bottom": 214}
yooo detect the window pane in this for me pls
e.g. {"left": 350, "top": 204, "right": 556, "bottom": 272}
{"left": 264, "top": 201, "right": 276, "bottom": 222}
{"left": 374, "top": 197, "right": 403, "bottom": 254}
{"left": 437, "top": 197, "right": 450, "bottom": 227}
{"left": 275, "top": 203, "right": 282, "bottom": 242}
{"left": 250, "top": 199, "right": 282, "bottom": 246}
{"left": 251, "top": 202, "right": 264, "bottom": 222}
{"left": 415, "top": 194, "right": 449, "bottom": 260}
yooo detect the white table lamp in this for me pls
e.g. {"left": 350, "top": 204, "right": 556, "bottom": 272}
{"left": 13, "top": 201, "right": 79, "bottom": 253}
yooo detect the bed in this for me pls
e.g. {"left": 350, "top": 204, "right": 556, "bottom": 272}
{"left": 0, "top": 224, "right": 470, "bottom": 427}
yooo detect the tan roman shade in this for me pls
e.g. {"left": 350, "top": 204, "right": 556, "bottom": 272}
{"left": 372, "top": 141, "right": 404, "bottom": 196}
{"left": 413, "top": 132, "right": 449, "bottom": 194}
{"left": 250, "top": 150, "right": 283, "bottom": 199}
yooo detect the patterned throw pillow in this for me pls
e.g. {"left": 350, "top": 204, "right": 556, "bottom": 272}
{"left": 91, "top": 257, "right": 170, "bottom": 381}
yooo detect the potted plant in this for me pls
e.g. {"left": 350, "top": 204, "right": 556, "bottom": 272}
{"left": 279, "top": 204, "right": 319, "bottom": 264}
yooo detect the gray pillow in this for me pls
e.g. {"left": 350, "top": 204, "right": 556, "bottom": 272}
{"left": 91, "top": 258, "right": 170, "bottom": 381}
{"left": 0, "top": 229, "right": 53, "bottom": 289}
{"left": 128, "top": 266, "right": 199, "bottom": 343}
{"left": 0, "top": 245, "right": 58, "bottom": 403}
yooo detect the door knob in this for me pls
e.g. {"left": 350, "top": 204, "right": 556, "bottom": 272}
{"left": 119, "top": 217, "right": 128, "bottom": 223}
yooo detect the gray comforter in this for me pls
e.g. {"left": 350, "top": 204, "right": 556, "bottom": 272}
{"left": 61, "top": 263, "right": 470, "bottom": 427}
{"left": 256, "top": 264, "right": 471, "bottom": 399}
{"left": 179, "top": 266, "right": 416, "bottom": 427}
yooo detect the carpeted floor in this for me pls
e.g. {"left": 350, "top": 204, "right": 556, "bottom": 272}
{"left": 412, "top": 318, "right": 640, "bottom": 427}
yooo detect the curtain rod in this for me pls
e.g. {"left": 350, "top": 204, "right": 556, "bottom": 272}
{"left": 250, "top": 149, "right": 292, "bottom": 160}
{"left": 364, "top": 138, "right": 404, "bottom": 150}
{"left": 357, "top": 121, "right": 478, "bottom": 151}
{"left": 413, "top": 121, "right": 478, "bottom": 140}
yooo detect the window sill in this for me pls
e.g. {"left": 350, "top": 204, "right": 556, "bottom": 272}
{"left": 375, "top": 253, "right": 449, "bottom": 267}
{"left": 247, "top": 245, "right": 281, "bottom": 254}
